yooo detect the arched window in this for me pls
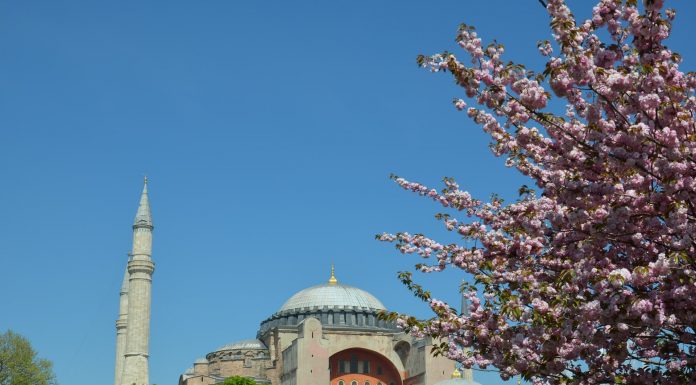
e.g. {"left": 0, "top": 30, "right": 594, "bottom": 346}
{"left": 364, "top": 381, "right": 371, "bottom": 385}
{"left": 338, "top": 381, "right": 344, "bottom": 385}
{"left": 351, "top": 381, "right": 358, "bottom": 385}
{"left": 350, "top": 355, "right": 358, "bottom": 373}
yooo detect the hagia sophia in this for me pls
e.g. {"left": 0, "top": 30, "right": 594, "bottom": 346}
{"left": 114, "top": 180, "right": 483, "bottom": 385}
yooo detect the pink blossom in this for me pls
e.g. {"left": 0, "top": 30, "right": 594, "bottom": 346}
{"left": 537, "top": 40, "right": 553, "bottom": 56}
{"left": 453, "top": 98, "right": 467, "bottom": 111}
{"left": 379, "top": 1, "right": 696, "bottom": 383}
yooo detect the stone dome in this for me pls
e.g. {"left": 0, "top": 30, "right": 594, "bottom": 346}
{"left": 216, "top": 338, "right": 267, "bottom": 351}
{"left": 279, "top": 283, "right": 386, "bottom": 312}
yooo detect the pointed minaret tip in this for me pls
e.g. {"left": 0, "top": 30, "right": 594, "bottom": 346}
{"left": 120, "top": 267, "right": 130, "bottom": 294}
{"left": 133, "top": 177, "right": 153, "bottom": 229}
{"left": 328, "top": 263, "right": 338, "bottom": 285}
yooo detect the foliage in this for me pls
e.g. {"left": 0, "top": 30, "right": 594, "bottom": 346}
{"left": 0, "top": 330, "right": 56, "bottom": 385}
{"left": 218, "top": 376, "right": 260, "bottom": 385}
{"left": 378, "top": 1, "right": 695, "bottom": 384}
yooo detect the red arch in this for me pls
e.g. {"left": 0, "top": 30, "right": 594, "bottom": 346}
{"left": 330, "top": 348, "right": 403, "bottom": 385}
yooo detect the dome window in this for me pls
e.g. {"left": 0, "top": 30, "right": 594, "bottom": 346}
{"left": 350, "top": 354, "right": 358, "bottom": 373}
{"left": 361, "top": 360, "right": 370, "bottom": 374}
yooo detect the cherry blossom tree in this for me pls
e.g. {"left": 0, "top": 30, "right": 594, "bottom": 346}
{"left": 378, "top": 1, "right": 695, "bottom": 384}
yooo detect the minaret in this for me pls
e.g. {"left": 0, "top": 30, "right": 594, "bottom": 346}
{"left": 459, "top": 287, "right": 476, "bottom": 382}
{"left": 114, "top": 268, "right": 129, "bottom": 385}
{"left": 120, "top": 177, "right": 155, "bottom": 385}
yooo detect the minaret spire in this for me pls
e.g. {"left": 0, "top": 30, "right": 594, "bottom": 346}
{"left": 119, "top": 178, "right": 155, "bottom": 385}
{"left": 133, "top": 176, "right": 152, "bottom": 229}
{"left": 328, "top": 263, "right": 338, "bottom": 285}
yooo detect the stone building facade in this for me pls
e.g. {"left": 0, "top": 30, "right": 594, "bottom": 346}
{"left": 178, "top": 268, "right": 482, "bottom": 385}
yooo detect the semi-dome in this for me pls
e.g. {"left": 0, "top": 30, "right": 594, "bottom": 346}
{"left": 216, "top": 338, "right": 267, "bottom": 351}
{"left": 279, "top": 283, "right": 386, "bottom": 312}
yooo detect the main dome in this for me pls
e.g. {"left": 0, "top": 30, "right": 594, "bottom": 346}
{"left": 258, "top": 270, "right": 398, "bottom": 335}
{"left": 279, "top": 283, "right": 386, "bottom": 312}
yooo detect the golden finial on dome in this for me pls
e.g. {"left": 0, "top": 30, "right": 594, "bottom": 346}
{"left": 328, "top": 263, "right": 338, "bottom": 285}
{"left": 451, "top": 368, "right": 462, "bottom": 379}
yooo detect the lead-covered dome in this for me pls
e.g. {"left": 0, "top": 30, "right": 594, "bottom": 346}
{"left": 257, "top": 267, "right": 398, "bottom": 335}
{"left": 206, "top": 338, "right": 270, "bottom": 362}
{"left": 216, "top": 339, "right": 267, "bottom": 351}
{"left": 278, "top": 283, "right": 386, "bottom": 312}
{"left": 434, "top": 379, "right": 481, "bottom": 385}
{"left": 434, "top": 369, "right": 482, "bottom": 385}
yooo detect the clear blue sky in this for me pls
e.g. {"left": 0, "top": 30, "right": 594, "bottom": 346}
{"left": 0, "top": 1, "right": 694, "bottom": 385}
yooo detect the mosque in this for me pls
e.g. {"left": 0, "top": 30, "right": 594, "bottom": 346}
{"left": 114, "top": 180, "right": 483, "bottom": 385}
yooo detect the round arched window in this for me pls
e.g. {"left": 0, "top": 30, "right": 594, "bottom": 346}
{"left": 351, "top": 381, "right": 358, "bottom": 385}
{"left": 365, "top": 381, "right": 371, "bottom": 385}
{"left": 338, "top": 381, "right": 344, "bottom": 385}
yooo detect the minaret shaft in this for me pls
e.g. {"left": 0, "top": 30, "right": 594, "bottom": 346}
{"left": 114, "top": 269, "right": 129, "bottom": 385}
{"left": 459, "top": 286, "right": 475, "bottom": 382}
{"left": 118, "top": 179, "right": 154, "bottom": 385}
{"left": 121, "top": 260, "right": 153, "bottom": 385}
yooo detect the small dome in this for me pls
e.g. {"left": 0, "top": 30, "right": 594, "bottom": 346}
{"left": 216, "top": 339, "right": 267, "bottom": 351}
{"left": 433, "top": 368, "right": 482, "bottom": 385}
{"left": 434, "top": 380, "right": 482, "bottom": 385}
{"left": 279, "top": 283, "right": 386, "bottom": 313}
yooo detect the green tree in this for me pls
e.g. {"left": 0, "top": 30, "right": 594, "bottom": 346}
{"left": 218, "top": 376, "right": 260, "bottom": 385}
{"left": 0, "top": 330, "right": 56, "bottom": 385}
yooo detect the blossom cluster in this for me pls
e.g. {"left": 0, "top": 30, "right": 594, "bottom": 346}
{"left": 383, "top": 1, "right": 696, "bottom": 384}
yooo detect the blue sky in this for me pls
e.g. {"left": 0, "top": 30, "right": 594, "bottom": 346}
{"left": 0, "top": 1, "right": 694, "bottom": 385}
